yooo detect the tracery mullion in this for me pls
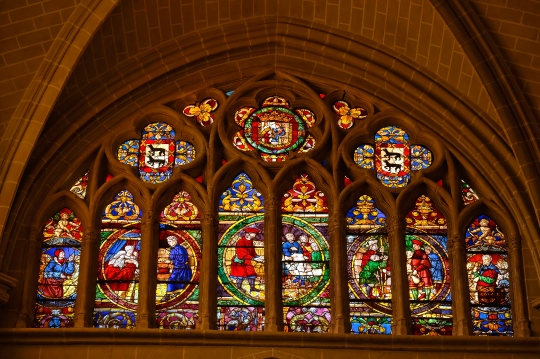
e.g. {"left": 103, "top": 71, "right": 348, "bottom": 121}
{"left": 508, "top": 234, "right": 531, "bottom": 337}
{"left": 329, "top": 211, "right": 348, "bottom": 333}
{"left": 387, "top": 215, "right": 411, "bottom": 335}
{"left": 74, "top": 226, "right": 100, "bottom": 327}
{"left": 264, "top": 194, "right": 283, "bottom": 331}
{"left": 197, "top": 207, "right": 217, "bottom": 330}
{"left": 136, "top": 210, "right": 158, "bottom": 328}
{"left": 447, "top": 231, "right": 472, "bottom": 336}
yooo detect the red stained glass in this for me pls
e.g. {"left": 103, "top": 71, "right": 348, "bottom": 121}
{"left": 282, "top": 174, "right": 328, "bottom": 213}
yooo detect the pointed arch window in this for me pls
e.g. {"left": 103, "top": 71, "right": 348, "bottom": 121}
{"left": 156, "top": 191, "right": 202, "bottom": 329}
{"left": 93, "top": 190, "right": 142, "bottom": 329}
{"left": 346, "top": 195, "right": 392, "bottom": 334}
{"left": 281, "top": 174, "right": 331, "bottom": 333}
{"left": 465, "top": 215, "right": 513, "bottom": 336}
{"left": 405, "top": 195, "right": 452, "bottom": 336}
{"left": 217, "top": 173, "right": 265, "bottom": 331}
{"left": 34, "top": 208, "right": 83, "bottom": 328}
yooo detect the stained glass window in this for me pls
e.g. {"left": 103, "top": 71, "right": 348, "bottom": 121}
{"left": 354, "top": 126, "right": 432, "bottom": 188}
{"left": 34, "top": 208, "right": 83, "bottom": 328}
{"left": 175, "top": 141, "right": 196, "bottom": 166}
{"left": 118, "top": 140, "right": 139, "bottom": 167}
{"left": 232, "top": 96, "right": 316, "bottom": 162}
{"left": 354, "top": 145, "right": 374, "bottom": 169}
{"left": 410, "top": 145, "right": 432, "bottom": 170}
{"left": 70, "top": 172, "right": 89, "bottom": 199}
{"left": 333, "top": 100, "right": 368, "bottom": 129}
{"left": 116, "top": 122, "right": 197, "bottom": 184}
{"left": 281, "top": 174, "right": 330, "bottom": 332}
{"left": 157, "top": 191, "right": 201, "bottom": 329}
{"left": 461, "top": 180, "right": 479, "bottom": 206}
{"left": 465, "top": 215, "right": 512, "bottom": 336}
{"left": 346, "top": 195, "right": 391, "bottom": 334}
{"left": 405, "top": 195, "right": 452, "bottom": 335}
{"left": 183, "top": 98, "right": 219, "bottom": 127}
{"left": 217, "top": 173, "right": 265, "bottom": 331}
{"left": 93, "top": 190, "right": 142, "bottom": 329}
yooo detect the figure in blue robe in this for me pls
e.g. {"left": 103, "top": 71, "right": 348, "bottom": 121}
{"left": 166, "top": 236, "right": 192, "bottom": 293}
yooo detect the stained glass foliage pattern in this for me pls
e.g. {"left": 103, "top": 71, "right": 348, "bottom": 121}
{"left": 466, "top": 215, "right": 512, "bottom": 336}
{"left": 70, "top": 172, "right": 89, "bottom": 199}
{"left": 333, "top": 100, "right": 368, "bottom": 129}
{"left": 461, "top": 180, "right": 480, "bottom": 206}
{"left": 175, "top": 141, "right": 196, "bottom": 166}
{"left": 218, "top": 173, "right": 265, "bottom": 331}
{"left": 157, "top": 191, "right": 201, "bottom": 329}
{"left": 410, "top": 145, "right": 432, "bottom": 171}
{"left": 282, "top": 174, "right": 328, "bottom": 213}
{"left": 94, "top": 190, "right": 142, "bottom": 329}
{"left": 232, "top": 96, "right": 316, "bottom": 162}
{"left": 354, "top": 145, "right": 374, "bottom": 169}
{"left": 282, "top": 174, "right": 330, "bottom": 333}
{"left": 347, "top": 196, "right": 391, "bottom": 334}
{"left": 406, "top": 196, "right": 452, "bottom": 335}
{"left": 117, "top": 140, "right": 139, "bottom": 167}
{"left": 183, "top": 98, "right": 219, "bottom": 127}
{"left": 34, "top": 208, "right": 83, "bottom": 328}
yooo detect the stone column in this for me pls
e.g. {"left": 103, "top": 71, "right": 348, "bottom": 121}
{"left": 74, "top": 227, "right": 99, "bottom": 327}
{"left": 387, "top": 215, "right": 411, "bottom": 335}
{"left": 15, "top": 226, "right": 41, "bottom": 328}
{"left": 447, "top": 233, "right": 472, "bottom": 335}
{"left": 136, "top": 210, "right": 158, "bottom": 328}
{"left": 508, "top": 234, "right": 531, "bottom": 337}
{"left": 264, "top": 195, "right": 283, "bottom": 331}
{"left": 197, "top": 210, "right": 217, "bottom": 329}
{"left": 328, "top": 213, "right": 349, "bottom": 333}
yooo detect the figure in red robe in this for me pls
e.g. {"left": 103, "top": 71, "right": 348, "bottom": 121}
{"left": 409, "top": 239, "right": 433, "bottom": 300}
{"left": 230, "top": 228, "right": 263, "bottom": 292}
{"left": 104, "top": 244, "right": 139, "bottom": 298}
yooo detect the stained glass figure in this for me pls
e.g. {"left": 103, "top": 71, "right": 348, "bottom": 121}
{"left": 461, "top": 180, "right": 479, "bottom": 206}
{"left": 282, "top": 174, "right": 330, "bottom": 333}
{"left": 183, "top": 98, "right": 219, "bottom": 127}
{"left": 347, "top": 196, "right": 391, "bottom": 334}
{"left": 70, "top": 171, "right": 89, "bottom": 199}
{"left": 94, "top": 190, "right": 142, "bottom": 329}
{"left": 410, "top": 145, "right": 432, "bottom": 170}
{"left": 117, "top": 140, "right": 139, "bottom": 166}
{"left": 157, "top": 191, "right": 201, "bottom": 329}
{"left": 175, "top": 141, "right": 196, "bottom": 166}
{"left": 217, "top": 173, "right": 265, "bottom": 331}
{"left": 354, "top": 145, "right": 374, "bottom": 169}
{"left": 139, "top": 122, "right": 176, "bottom": 184}
{"left": 466, "top": 215, "right": 512, "bottom": 336}
{"left": 34, "top": 208, "right": 82, "bottom": 328}
{"left": 333, "top": 100, "right": 368, "bottom": 129}
{"left": 406, "top": 195, "right": 452, "bottom": 335}
{"left": 232, "top": 96, "right": 317, "bottom": 162}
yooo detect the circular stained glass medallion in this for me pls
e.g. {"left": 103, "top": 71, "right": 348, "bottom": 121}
{"left": 243, "top": 107, "right": 306, "bottom": 154}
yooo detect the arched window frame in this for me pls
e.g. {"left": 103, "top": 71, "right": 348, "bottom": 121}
{"left": 15, "top": 80, "right": 530, "bottom": 337}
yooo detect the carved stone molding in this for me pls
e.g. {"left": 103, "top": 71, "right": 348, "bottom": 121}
{"left": 0, "top": 273, "right": 17, "bottom": 304}
{"left": 508, "top": 234, "right": 520, "bottom": 255}
{"left": 447, "top": 234, "right": 461, "bottom": 254}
